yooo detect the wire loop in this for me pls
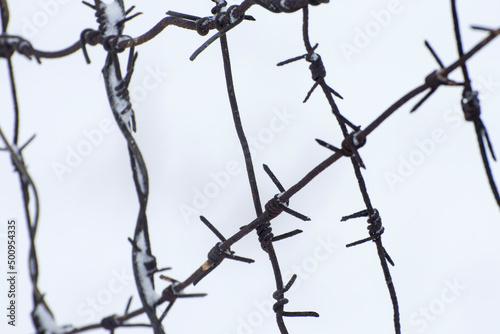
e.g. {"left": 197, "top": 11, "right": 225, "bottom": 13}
{"left": 196, "top": 17, "right": 212, "bottom": 36}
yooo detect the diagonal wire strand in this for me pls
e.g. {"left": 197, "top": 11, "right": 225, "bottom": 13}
{"left": 451, "top": 0, "right": 500, "bottom": 208}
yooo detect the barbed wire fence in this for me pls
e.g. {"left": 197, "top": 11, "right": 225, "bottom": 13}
{"left": 1, "top": 0, "right": 499, "bottom": 333}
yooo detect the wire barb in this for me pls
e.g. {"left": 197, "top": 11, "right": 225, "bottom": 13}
{"left": 101, "top": 315, "right": 121, "bottom": 330}
{"left": 316, "top": 130, "right": 368, "bottom": 168}
{"left": 278, "top": 43, "right": 343, "bottom": 103}
{"left": 471, "top": 25, "right": 497, "bottom": 33}
{"left": 190, "top": 5, "right": 255, "bottom": 60}
{"left": 264, "top": 164, "right": 310, "bottom": 221}
{"left": 342, "top": 130, "right": 367, "bottom": 168}
{"left": 425, "top": 40, "right": 445, "bottom": 69}
{"left": 411, "top": 41, "right": 463, "bottom": 113}
{"left": 263, "top": 163, "right": 286, "bottom": 192}
{"left": 200, "top": 215, "right": 227, "bottom": 242}
{"left": 194, "top": 216, "right": 254, "bottom": 285}
{"left": 343, "top": 209, "right": 384, "bottom": 242}
{"left": 0, "top": 35, "right": 41, "bottom": 63}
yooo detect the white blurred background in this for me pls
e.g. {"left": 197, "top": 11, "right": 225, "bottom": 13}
{"left": 1, "top": 0, "right": 500, "bottom": 333}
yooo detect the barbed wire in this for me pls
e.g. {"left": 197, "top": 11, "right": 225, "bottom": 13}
{"left": 1, "top": 0, "right": 499, "bottom": 333}
{"left": 450, "top": 0, "right": 500, "bottom": 208}
{"left": 0, "top": 1, "right": 73, "bottom": 333}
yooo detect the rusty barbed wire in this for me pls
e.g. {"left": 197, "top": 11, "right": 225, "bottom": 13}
{"left": 277, "top": 5, "right": 400, "bottom": 332}
{"left": 213, "top": 2, "right": 317, "bottom": 332}
{"left": 192, "top": 215, "right": 254, "bottom": 285}
{"left": 0, "top": 2, "right": 70, "bottom": 333}
{"left": 1, "top": 1, "right": 499, "bottom": 334}
{"left": 296, "top": 2, "right": 401, "bottom": 328}
{"left": 450, "top": 0, "right": 500, "bottom": 209}
{"left": 93, "top": 1, "right": 165, "bottom": 332}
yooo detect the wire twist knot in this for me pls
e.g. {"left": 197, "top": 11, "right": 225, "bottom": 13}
{"left": 102, "top": 35, "right": 129, "bottom": 53}
{"left": 272, "top": 275, "right": 319, "bottom": 317}
{"left": 256, "top": 221, "right": 274, "bottom": 250}
{"left": 0, "top": 37, "right": 14, "bottom": 58}
{"left": 272, "top": 291, "right": 289, "bottom": 312}
{"left": 307, "top": 52, "right": 325, "bottom": 82}
{"left": 272, "top": 275, "right": 296, "bottom": 312}
{"left": 424, "top": 70, "right": 448, "bottom": 89}
{"left": 278, "top": 43, "right": 342, "bottom": 101}
{"left": 255, "top": 0, "right": 329, "bottom": 13}
{"left": 343, "top": 209, "right": 386, "bottom": 245}
{"left": 161, "top": 282, "right": 180, "bottom": 301}
{"left": 101, "top": 315, "right": 121, "bottom": 330}
{"left": 367, "top": 209, "right": 384, "bottom": 239}
{"left": 214, "top": 6, "right": 244, "bottom": 31}
{"left": 343, "top": 209, "right": 394, "bottom": 266}
{"left": 461, "top": 90, "right": 480, "bottom": 121}
{"left": 211, "top": 0, "right": 228, "bottom": 14}
{"left": 265, "top": 194, "right": 288, "bottom": 219}
{"left": 207, "top": 242, "right": 229, "bottom": 264}
{"left": 341, "top": 131, "right": 366, "bottom": 158}
{"left": 195, "top": 17, "right": 212, "bottom": 36}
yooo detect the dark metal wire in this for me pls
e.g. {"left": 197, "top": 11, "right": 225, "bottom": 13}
{"left": 217, "top": 10, "right": 298, "bottom": 334}
{"left": 217, "top": 3, "right": 314, "bottom": 331}
{"left": 297, "top": 5, "right": 400, "bottom": 333}
{"left": 2, "top": 1, "right": 500, "bottom": 333}
{"left": 0, "top": 3, "right": 61, "bottom": 333}
{"left": 93, "top": 2, "right": 164, "bottom": 333}
{"left": 193, "top": 216, "right": 254, "bottom": 285}
{"left": 450, "top": 0, "right": 500, "bottom": 208}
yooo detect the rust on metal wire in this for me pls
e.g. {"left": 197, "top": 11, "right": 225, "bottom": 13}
{"left": 1, "top": 1, "right": 500, "bottom": 334}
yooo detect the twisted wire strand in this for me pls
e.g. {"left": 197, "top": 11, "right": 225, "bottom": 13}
{"left": 1, "top": 1, "right": 499, "bottom": 333}
{"left": 0, "top": 2, "right": 65, "bottom": 332}
{"left": 95, "top": 1, "right": 163, "bottom": 332}
{"left": 218, "top": 10, "right": 296, "bottom": 334}
{"left": 451, "top": 0, "right": 500, "bottom": 208}
{"left": 299, "top": 5, "right": 400, "bottom": 333}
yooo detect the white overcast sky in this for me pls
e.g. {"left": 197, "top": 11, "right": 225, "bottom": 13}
{"left": 1, "top": 1, "right": 500, "bottom": 334}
